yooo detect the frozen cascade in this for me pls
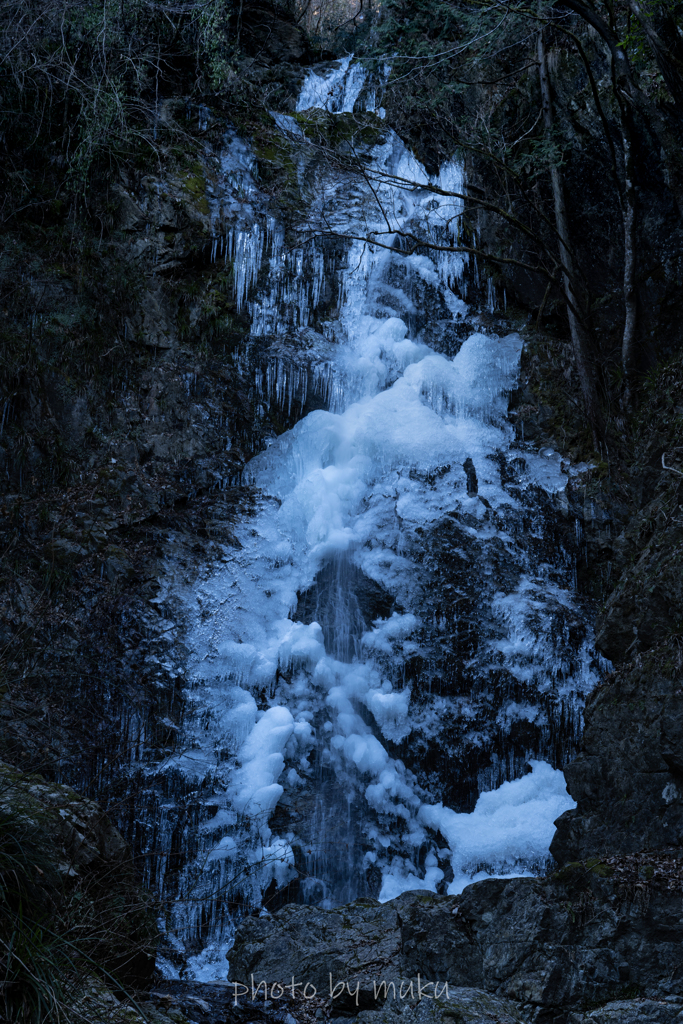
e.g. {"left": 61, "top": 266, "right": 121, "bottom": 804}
{"left": 297, "top": 54, "right": 369, "bottom": 114}
{"left": 146, "top": 59, "right": 601, "bottom": 982}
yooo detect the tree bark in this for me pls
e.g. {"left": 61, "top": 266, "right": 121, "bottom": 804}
{"left": 537, "top": 24, "right": 604, "bottom": 443}
{"left": 617, "top": 93, "right": 637, "bottom": 404}
{"left": 628, "top": 0, "right": 683, "bottom": 114}
{"left": 559, "top": 0, "right": 683, "bottom": 213}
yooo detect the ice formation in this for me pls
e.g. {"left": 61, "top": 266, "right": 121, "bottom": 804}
{"left": 297, "top": 54, "right": 370, "bottom": 114}
{"left": 147, "top": 57, "right": 599, "bottom": 981}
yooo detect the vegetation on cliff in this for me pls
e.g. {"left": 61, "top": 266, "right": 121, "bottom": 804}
{"left": 354, "top": 0, "right": 683, "bottom": 437}
{"left": 0, "top": 763, "right": 156, "bottom": 1021}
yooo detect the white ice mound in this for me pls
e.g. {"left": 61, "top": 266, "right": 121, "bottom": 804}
{"left": 378, "top": 761, "right": 574, "bottom": 902}
{"left": 229, "top": 705, "right": 314, "bottom": 839}
{"left": 418, "top": 760, "right": 574, "bottom": 896}
{"left": 229, "top": 706, "right": 294, "bottom": 828}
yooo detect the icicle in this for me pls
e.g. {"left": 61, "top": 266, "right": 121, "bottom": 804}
{"left": 487, "top": 278, "right": 496, "bottom": 313}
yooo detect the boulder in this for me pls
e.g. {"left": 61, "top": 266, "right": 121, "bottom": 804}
{"left": 0, "top": 762, "right": 156, "bottom": 982}
{"left": 567, "top": 999, "right": 683, "bottom": 1023}
{"left": 342, "top": 990, "right": 528, "bottom": 1024}
{"left": 230, "top": 874, "right": 683, "bottom": 1019}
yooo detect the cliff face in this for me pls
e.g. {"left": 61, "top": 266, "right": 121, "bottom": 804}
{"left": 0, "top": 77, "right": 312, "bottom": 794}
{"left": 552, "top": 354, "right": 683, "bottom": 865}
{"left": 0, "top": 158, "right": 267, "bottom": 788}
{"left": 0, "top": 3, "right": 316, "bottom": 1006}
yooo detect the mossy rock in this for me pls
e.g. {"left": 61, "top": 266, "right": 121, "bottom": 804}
{"left": 293, "top": 109, "right": 387, "bottom": 148}
{"left": 0, "top": 762, "right": 157, "bottom": 989}
{"left": 181, "top": 163, "right": 210, "bottom": 215}
{"left": 552, "top": 858, "right": 614, "bottom": 882}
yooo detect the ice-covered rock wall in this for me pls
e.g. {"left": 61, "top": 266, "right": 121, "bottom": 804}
{"left": 143, "top": 58, "right": 600, "bottom": 981}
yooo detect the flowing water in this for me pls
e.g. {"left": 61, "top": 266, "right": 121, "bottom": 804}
{"left": 141, "top": 58, "right": 600, "bottom": 981}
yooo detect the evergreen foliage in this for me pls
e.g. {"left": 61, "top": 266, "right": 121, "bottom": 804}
{"left": 0, "top": 0, "right": 241, "bottom": 203}
{"left": 355, "top": 0, "right": 683, "bottom": 425}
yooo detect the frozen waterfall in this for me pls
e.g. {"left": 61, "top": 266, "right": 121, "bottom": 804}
{"left": 147, "top": 57, "right": 600, "bottom": 982}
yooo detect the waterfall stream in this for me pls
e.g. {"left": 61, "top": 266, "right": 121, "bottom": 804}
{"left": 144, "top": 58, "right": 600, "bottom": 981}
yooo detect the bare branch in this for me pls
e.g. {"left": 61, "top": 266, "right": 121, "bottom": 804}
{"left": 662, "top": 453, "right": 683, "bottom": 477}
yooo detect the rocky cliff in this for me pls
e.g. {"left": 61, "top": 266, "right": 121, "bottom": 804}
{"left": 229, "top": 877, "right": 683, "bottom": 1022}
{"left": 552, "top": 352, "right": 683, "bottom": 864}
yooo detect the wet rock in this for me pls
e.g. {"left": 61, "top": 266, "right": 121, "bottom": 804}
{"left": 594, "top": 506, "right": 683, "bottom": 661}
{"left": 0, "top": 762, "right": 156, "bottom": 981}
{"left": 463, "top": 457, "right": 478, "bottom": 496}
{"left": 567, "top": 1000, "right": 683, "bottom": 1023}
{"left": 139, "top": 285, "right": 176, "bottom": 349}
{"left": 230, "top": 897, "right": 403, "bottom": 999}
{"left": 548, "top": 351, "right": 683, "bottom": 869}
{"left": 67, "top": 394, "right": 93, "bottom": 443}
{"left": 103, "top": 544, "right": 135, "bottom": 581}
{"left": 343, "top": 990, "right": 529, "bottom": 1024}
{"left": 44, "top": 536, "right": 90, "bottom": 563}
{"left": 0, "top": 760, "right": 129, "bottom": 870}
{"left": 111, "top": 183, "right": 148, "bottom": 232}
{"left": 551, "top": 663, "right": 683, "bottom": 862}
{"left": 231, "top": 877, "right": 683, "bottom": 1017}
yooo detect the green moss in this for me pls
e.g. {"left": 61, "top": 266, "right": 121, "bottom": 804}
{"left": 252, "top": 134, "right": 299, "bottom": 199}
{"left": 293, "top": 109, "right": 387, "bottom": 148}
{"left": 181, "top": 163, "right": 210, "bottom": 215}
{"left": 585, "top": 858, "right": 614, "bottom": 878}
{"left": 552, "top": 858, "right": 614, "bottom": 881}
{"left": 552, "top": 860, "right": 585, "bottom": 881}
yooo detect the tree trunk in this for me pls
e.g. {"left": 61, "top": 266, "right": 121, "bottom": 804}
{"left": 618, "top": 98, "right": 637, "bottom": 405}
{"left": 628, "top": 0, "right": 683, "bottom": 114}
{"left": 561, "top": 0, "right": 683, "bottom": 211}
{"left": 537, "top": 25, "right": 604, "bottom": 443}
